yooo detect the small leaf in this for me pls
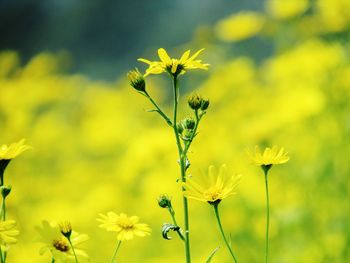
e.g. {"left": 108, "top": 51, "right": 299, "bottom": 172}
{"left": 206, "top": 246, "right": 220, "bottom": 263}
{"left": 161, "top": 223, "right": 180, "bottom": 240}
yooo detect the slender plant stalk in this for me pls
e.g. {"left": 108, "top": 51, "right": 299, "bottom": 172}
{"left": 171, "top": 76, "right": 191, "bottom": 263}
{"left": 67, "top": 239, "right": 79, "bottom": 263}
{"left": 110, "top": 241, "right": 122, "bottom": 263}
{"left": 264, "top": 170, "right": 270, "bottom": 263}
{"left": 167, "top": 207, "right": 185, "bottom": 241}
{"left": 213, "top": 204, "right": 238, "bottom": 263}
{"left": 51, "top": 257, "right": 55, "bottom": 263}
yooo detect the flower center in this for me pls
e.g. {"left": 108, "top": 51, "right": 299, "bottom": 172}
{"left": 204, "top": 187, "right": 222, "bottom": 202}
{"left": 117, "top": 219, "right": 135, "bottom": 230}
{"left": 52, "top": 239, "right": 70, "bottom": 252}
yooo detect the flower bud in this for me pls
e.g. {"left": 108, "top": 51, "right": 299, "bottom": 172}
{"left": 158, "top": 194, "right": 172, "bottom": 209}
{"left": 200, "top": 99, "right": 210, "bottom": 111}
{"left": 59, "top": 221, "right": 72, "bottom": 239}
{"left": 176, "top": 123, "right": 184, "bottom": 134}
{"left": 0, "top": 185, "right": 11, "bottom": 199}
{"left": 188, "top": 94, "right": 203, "bottom": 110}
{"left": 127, "top": 68, "right": 146, "bottom": 92}
{"left": 181, "top": 117, "right": 195, "bottom": 130}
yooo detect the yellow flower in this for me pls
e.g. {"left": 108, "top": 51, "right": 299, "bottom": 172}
{"left": 138, "top": 48, "right": 209, "bottom": 77}
{"left": 215, "top": 12, "right": 265, "bottom": 42}
{"left": 266, "top": 0, "right": 309, "bottom": 20}
{"left": 127, "top": 68, "right": 146, "bottom": 92}
{"left": 36, "top": 220, "right": 88, "bottom": 263}
{"left": 97, "top": 212, "right": 151, "bottom": 241}
{"left": 183, "top": 164, "right": 241, "bottom": 205}
{"left": 0, "top": 220, "right": 19, "bottom": 251}
{"left": 0, "top": 139, "right": 31, "bottom": 160}
{"left": 247, "top": 145, "right": 289, "bottom": 167}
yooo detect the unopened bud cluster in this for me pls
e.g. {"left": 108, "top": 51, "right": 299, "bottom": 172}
{"left": 188, "top": 94, "right": 209, "bottom": 112}
{"left": 177, "top": 117, "right": 196, "bottom": 141}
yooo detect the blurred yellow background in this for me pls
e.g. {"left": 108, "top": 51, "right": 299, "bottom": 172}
{"left": 1, "top": 0, "right": 350, "bottom": 262}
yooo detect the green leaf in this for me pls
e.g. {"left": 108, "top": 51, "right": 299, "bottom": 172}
{"left": 206, "top": 246, "right": 220, "bottom": 263}
{"left": 161, "top": 223, "right": 180, "bottom": 240}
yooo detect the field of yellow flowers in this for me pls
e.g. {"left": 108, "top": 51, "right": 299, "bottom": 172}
{"left": 1, "top": 0, "right": 350, "bottom": 262}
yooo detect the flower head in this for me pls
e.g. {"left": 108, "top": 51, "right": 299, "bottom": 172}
{"left": 215, "top": 12, "right": 265, "bottom": 42}
{"left": 0, "top": 139, "right": 31, "bottom": 161}
{"left": 127, "top": 68, "right": 146, "bottom": 92}
{"left": 97, "top": 212, "right": 151, "bottom": 241}
{"left": 0, "top": 220, "right": 19, "bottom": 251}
{"left": 183, "top": 164, "right": 241, "bottom": 205}
{"left": 36, "top": 220, "right": 88, "bottom": 263}
{"left": 247, "top": 145, "right": 289, "bottom": 171}
{"left": 59, "top": 221, "right": 72, "bottom": 239}
{"left": 138, "top": 48, "right": 209, "bottom": 77}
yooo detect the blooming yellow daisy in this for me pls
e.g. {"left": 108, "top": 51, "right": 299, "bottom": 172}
{"left": 0, "top": 220, "right": 19, "bottom": 251}
{"left": 138, "top": 48, "right": 209, "bottom": 77}
{"left": 0, "top": 139, "right": 31, "bottom": 160}
{"left": 247, "top": 145, "right": 289, "bottom": 167}
{"left": 183, "top": 164, "right": 241, "bottom": 205}
{"left": 36, "top": 220, "right": 88, "bottom": 263}
{"left": 97, "top": 212, "right": 151, "bottom": 241}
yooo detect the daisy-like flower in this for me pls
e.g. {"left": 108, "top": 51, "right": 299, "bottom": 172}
{"left": 0, "top": 139, "right": 31, "bottom": 184}
{"left": 183, "top": 164, "right": 241, "bottom": 205}
{"left": 36, "top": 220, "right": 88, "bottom": 263}
{"left": 247, "top": 145, "right": 289, "bottom": 171}
{"left": 0, "top": 220, "right": 19, "bottom": 251}
{"left": 0, "top": 139, "right": 31, "bottom": 161}
{"left": 138, "top": 48, "right": 209, "bottom": 77}
{"left": 97, "top": 212, "right": 151, "bottom": 241}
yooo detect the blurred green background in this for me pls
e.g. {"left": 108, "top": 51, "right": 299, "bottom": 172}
{"left": 1, "top": 0, "right": 350, "bottom": 262}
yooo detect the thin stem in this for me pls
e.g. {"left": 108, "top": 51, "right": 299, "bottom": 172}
{"left": 51, "top": 257, "right": 55, "bottom": 263}
{"left": 143, "top": 91, "right": 172, "bottom": 126}
{"left": 0, "top": 247, "right": 3, "bottom": 263}
{"left": 167, "top": 207, "right": 185, "bottom": 241}
{"left": 264, "top": 170, "right": 270, "bottom": 263}
{"left": 67, "top": 239, "right": 79, "bottom": 263}
{"left": 1, "top": 198, "right": 5, "bottom": 221}
{"left": 213, "top": 204, "right": 238, "bottom": 263}
{"left": 171, "top": 76, "right": 191, "bottom": 263}
{"left": 110, "top": 241, "right": 122, "bottom": 263}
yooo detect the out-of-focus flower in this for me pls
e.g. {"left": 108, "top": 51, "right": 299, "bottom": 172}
{"left": 0, "top": 139, "right": 31, "bottom": 161}
{"left": 247, "top": 145, "right": 289, "bottom": 167}
{"left": 97, "top": 212, "right": 151, "bottom": 241}
{"left": 127, "top": 68, "right": 146, "bottom": 92}
{"left": 316, "top": 0, "right": 350, "bottom": 32}
{"left": 0, "top": 220, "right": 19, "bottom": 251}
{"left": 138, "top": 48, "right": 209, "bottom": 77}
{"left": 266, "top": 0, "right": 309, "bottom": 20}
{"left": 36, "top": 220, "right": 88, "bottom": 263}
{"left": 183, "top": 164, "right": 241, "bottom": 205}
{"left": 215, "top": 12, "right": 265, "bottom": 42}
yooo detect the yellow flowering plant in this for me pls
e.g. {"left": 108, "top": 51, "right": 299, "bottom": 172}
{"left": 183, "top": 164, "right": 241, "bottom": 262}
{"left": 97, "top": 212, "right": 151, "bottom": 262}
{"left": 130, "top": 47, "right": 210, "bottom": 263}
{"left": 247, "top": 145, "right": 289, "bottom": 263}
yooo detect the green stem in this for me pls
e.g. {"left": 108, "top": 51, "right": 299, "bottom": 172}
{"left": 1, "top": 198, "right": 5, "bottom": 221}
{"left": 143, "top": 91, "right": 172, "bottom": 126}
{"left": 171, "top": 76, "right": 191, "bottom": 263}
{"left": 167, "top": 207, "right": 185, "bottom": 241}
{"left": 68, "top": 239, "right": 79, "bottom": 263}
{"left": 51, "top": 258, "right": 55, "bottom": 263}
{"left": 213, "top": 204, "right": 238, "bottom": 263}
{"left": 110, "top": 240, "right": 122, "bottom": 263}
{"left": 264, "top": 170, "right": 270, "bottom": 263}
